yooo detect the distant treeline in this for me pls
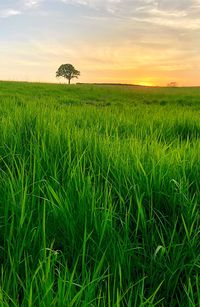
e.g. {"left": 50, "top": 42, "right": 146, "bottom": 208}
{"left": 76, "top": 82, "right": 146, "bottom": 87}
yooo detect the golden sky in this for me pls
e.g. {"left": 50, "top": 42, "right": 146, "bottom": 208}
{"left": 0, "top": 0, "right": 200, "bottom": 86}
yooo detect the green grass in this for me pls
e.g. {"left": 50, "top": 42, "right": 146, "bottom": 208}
{"left": 0, "top": 81, "right": 200, "bottom": 306}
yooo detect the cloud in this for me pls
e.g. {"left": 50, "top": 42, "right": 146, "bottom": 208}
{"left": 59, "top": 0, "right": 200, "bottom": 30}
{"left": 0, "top": 9, "right": 21, "bottom": 18}
{"left": 23, "top": 0, "right": 43, "bottom": 8}
{"left": 60, "top": 0, "right": 122, "bottom": 12}
{"left": 0, "top": 1, "right": 43, "bottom": 19}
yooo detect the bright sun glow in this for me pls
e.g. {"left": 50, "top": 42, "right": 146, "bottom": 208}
{"left": 137, "top": 82, "right": 155, "bottom": 87}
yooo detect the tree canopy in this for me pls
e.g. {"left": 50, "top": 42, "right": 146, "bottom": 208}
{"left": 56, "top": 64, "right": 80, "bottom": 84}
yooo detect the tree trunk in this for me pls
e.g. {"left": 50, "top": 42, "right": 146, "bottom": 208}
{"left": 68, "top": 78, "right": 71, "bottom": 85}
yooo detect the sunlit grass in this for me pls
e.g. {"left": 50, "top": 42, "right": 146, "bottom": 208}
{"left": 0, "top": 81, "right": 200, "bottom": 306}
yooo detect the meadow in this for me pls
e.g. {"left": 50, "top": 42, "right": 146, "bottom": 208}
{"left": 0, "top": 81, "right": 200, "bottom": 306}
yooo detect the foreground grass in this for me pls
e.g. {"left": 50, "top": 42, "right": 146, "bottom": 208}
{"left": 0, "top": 81, "right": 200, "bottom": 306}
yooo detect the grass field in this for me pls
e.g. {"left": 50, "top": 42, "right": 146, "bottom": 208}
{"left": 0, "top": 81, "right": 200, "bottom": 306}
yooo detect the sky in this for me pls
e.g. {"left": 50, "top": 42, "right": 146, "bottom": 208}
{"left": 0, "top": 0, "right": 200, "bottom": 86}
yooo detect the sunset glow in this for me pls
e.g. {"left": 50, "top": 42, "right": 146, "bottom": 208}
{"left": 136, "top": 82, "right": 155, "bottom": 87}
{"left": 0, "top": 0, "right": 200, "bottom": 86}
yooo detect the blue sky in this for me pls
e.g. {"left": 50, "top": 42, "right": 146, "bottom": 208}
{"left": 0, "top": 0, "right": 200, "bottom": 85}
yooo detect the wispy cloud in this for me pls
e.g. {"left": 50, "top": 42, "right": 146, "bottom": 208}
{"left": 0, "top": 9, "right": 21, "bottom": 18}
{"left": 24, "top": 0, "right": 42, "bottom": 8}
{"left": 60, "top": 0, "right": 122, "bottom": 12}
{"left": 0, "top": 1, "right": 42, "bottom": 19}
{"left": 59, "top": 0, "right": 200, "bottom": 30}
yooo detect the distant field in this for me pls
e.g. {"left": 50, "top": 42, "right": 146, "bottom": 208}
{"left": 0, "top": 81, "right": 200, "bottom": 306}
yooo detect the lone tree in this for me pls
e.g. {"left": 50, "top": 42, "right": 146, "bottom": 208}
{"left": 56, "top": 64, "right": 80, "bottom": 84}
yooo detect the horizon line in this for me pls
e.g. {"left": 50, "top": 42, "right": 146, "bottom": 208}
{"left": 1, "top": 79, "right": 200, "bottom": 88}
